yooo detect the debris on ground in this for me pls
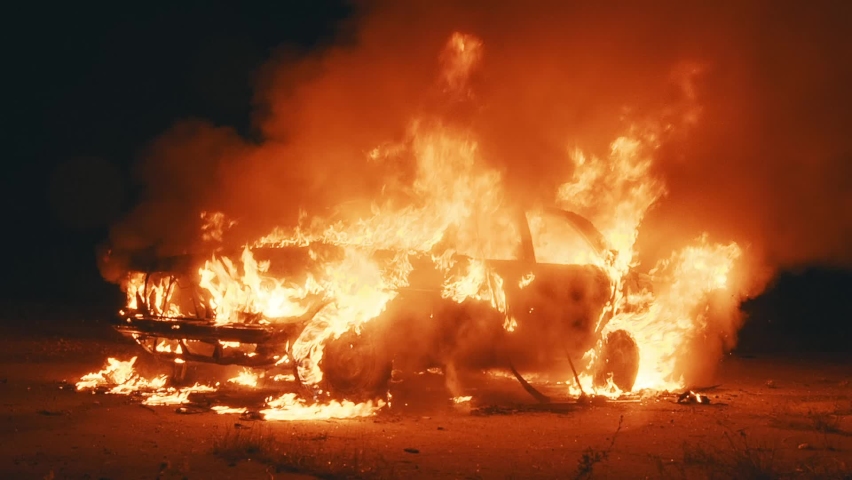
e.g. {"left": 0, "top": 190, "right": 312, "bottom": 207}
{"left": 37, "top": 409, "right": 67, "bottom": 416}
{"left": 508, "top": 362, "right": 550, "bottom": 404}
{"left": 472, "top": 403, "right": 579, "bottom": 416}
{"left": 576, "top": 394, "right": 614, "bottom": 406}
{"left": 676, "top": 391, "right": 711, "bottom": 405}
{"left": 175, "top": 405, "right": 208, "bottom": 414}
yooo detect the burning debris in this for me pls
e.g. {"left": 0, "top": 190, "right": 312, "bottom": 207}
{"left": 76, "top": 357, "right": 385, "bottom": 420}
{"left": 89, "top": 31, "right": 752, "bottom": 419}
{"left": 76, "top": 357, "right": 167, "bottom": 394}
{"left": 676, "top": 390, "right": 711, "bottom": 405}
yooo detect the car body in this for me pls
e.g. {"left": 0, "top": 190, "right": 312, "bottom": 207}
{"left": 107, "top": 207, "right": 639, "bottom": 398}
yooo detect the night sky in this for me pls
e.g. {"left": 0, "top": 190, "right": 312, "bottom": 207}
{"left": 3, "top": 2, "right": 850, "bottom": 351}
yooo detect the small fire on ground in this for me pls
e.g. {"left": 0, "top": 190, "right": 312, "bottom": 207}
{"left": 75, "top": 357, "right": 384, "bottom": 420}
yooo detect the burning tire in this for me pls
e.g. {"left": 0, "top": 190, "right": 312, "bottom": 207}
{"left": 319, "top": 329, "right": 392, "bottom": 401}
{"left": 594, "top": 329, "right": 640, "bottom": 392}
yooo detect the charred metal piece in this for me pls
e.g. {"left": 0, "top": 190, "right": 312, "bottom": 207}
{"left": 564, "top": 347, "right": 586, "bottom": 396}
{"left": 507, "top": 361, "right": 551, "bottom": 404}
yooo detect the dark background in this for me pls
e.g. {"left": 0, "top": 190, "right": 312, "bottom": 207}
{"left": 3, "top": 1, "right": 352, "bottom": 303}
{"left": 2, "top": 2, "right": 849, "bottom": 352}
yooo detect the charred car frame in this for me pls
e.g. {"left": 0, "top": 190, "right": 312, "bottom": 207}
{"left": 108, "top": 207, "right": 641, "bottom": 399}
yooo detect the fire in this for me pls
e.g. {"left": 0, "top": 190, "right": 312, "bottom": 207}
{"left": 199, "top": 247, "right": 323, "bottom": 325}
{"left": 200, "top": 211, "right": 236, "bottom": 243}
{"left": 441, "top": 32, "right": 483, "bottom": 93}
{"left": 76, "top": 358, "right": 384, "bottom": 421}
{"left": 122, "top": 272, "right": 184, "bottom": 318}
{"left": 98, "top": 30, "right": 754, "bottom": 414}
{"left": 262, "top": 393, "right": 384, "bottom": 421}
{"left": 76, "top": 357, "right": 167, "bottom": 394}
{"left": 123, "top": 273, "right": 145, "bottom": 311}
{"left": 143, "top": 383, "right": 216, "bottom": 406}
{"left": 227, "top": 368, "right": 260, "bottom": 388}
{"left": 567, "top": 235, "right": 743, "bottom": 397}
{"left": 603, "top": 237, "right": 742, "bottom": 391}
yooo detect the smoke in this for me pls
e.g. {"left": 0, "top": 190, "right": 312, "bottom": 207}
{"left": 106, "top": 0, "right": 851, "bottom": 282}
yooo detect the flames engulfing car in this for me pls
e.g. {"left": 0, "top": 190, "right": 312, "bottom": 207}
{"left": 105, "top": 206, "right": 641, "bottom": 400}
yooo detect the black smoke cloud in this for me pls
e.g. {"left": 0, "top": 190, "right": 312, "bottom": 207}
{"left": 105, "top": 0, "right": 852, "bottom": 284}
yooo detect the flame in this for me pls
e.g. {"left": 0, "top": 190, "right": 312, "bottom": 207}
{"left": 292, "top": 248, "right": 400, "bottom": 388}
{"left": 124, "top": 273, "right": 145, "bottom": 311}
{"left": 261, "top": 393, "right": 384, "bottom": 421}
{"left": 555, "top": 134, "right": 666, "bottom": 277}
{"left": 602, "top": 236, "right": 742, "bottom": 391}
{"left": 227, "top": 368, "right": 260, "bottom": 388}
{"left": 199, "top": 246, "right": 322, "bottom": 325}
{"left": 440, "top": 32, "right": 483, "bottom": 93}
{"left": 122, "top": 272, "right": 184, "bottom": 318}
{"left": 76, "top": 358, "right": 383, "bottom": 420}
{"left": 76, "top": 357, "right": 167, "bottom": 394}
{"left": 211, "top": 406, "right": 247, "bottom": 415}
{"left": 76, "top": 357, "right": 215, "bottom": 404}
{"left": 142, "top": 383, "right": 216, "bottom": 406}
{"left": 108, "top": 31, "right": 752, "bottom": 408}
{"left": 155, "top": 339, "right": 182, "bottom": 354}
{"left": 201, "top": 211, "right": 236, "bottom": 243}
{"left": 196, "top": 118, "right": 518, "bottom": 392}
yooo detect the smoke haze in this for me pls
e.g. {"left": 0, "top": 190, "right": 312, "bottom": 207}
{"left": 106, "top": 0, "right": 852, "bottom": 284}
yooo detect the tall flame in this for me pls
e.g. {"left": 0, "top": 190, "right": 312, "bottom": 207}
{"left": 604, "top": 237, "right": 742, "bottom": 391}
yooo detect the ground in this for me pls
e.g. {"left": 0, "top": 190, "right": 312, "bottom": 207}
{"left": 0, "top": 303, "right": 850, "bottom": 479}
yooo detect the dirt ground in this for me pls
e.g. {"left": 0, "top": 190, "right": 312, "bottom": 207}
{"left": 1, "top": 304, "right": 850, "bottom": 479}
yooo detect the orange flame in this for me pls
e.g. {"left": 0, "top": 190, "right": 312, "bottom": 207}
{"left": 109, "top": 31, "right": 751, "bottom": 407}
{"left": 603, "top": 236, "right": 742, "bottom": 391}
{"left": 199, "top": 246, "right": 322, "bottom": 324}
{"left": 76, "top": 357, "right": 167, "bottom": 394}
{"left": 227, "top": 368, "right": 260, "bottom": 388}
{"left": 261, "top": 393, "right": 385, "bottom": 421}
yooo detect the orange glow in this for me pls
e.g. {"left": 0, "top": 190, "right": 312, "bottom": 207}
{"left": 227, "top": 368, "right": 260, "bottom": 388}
{"left": 200, "top": 211, "right": 236, "bottom": 243}
{"left": 142, "top": 383, "right": 216, "bottom": 406}
{"left": 76, "top": 359, "right": 383, "bottom": 420}
{"left": 441, "top": 32, "right": 483, "bottom": 93}
{"left": 102, "top": 30, "right": 756, "bottom": 412}
{"left": 76, "top": 357, "right": 167, "bottom": 394}
{"left": 199, "top": 246, "right": 323, "bottom": 325}
{"left": 261, "top": 393, "right": 385, "bottom": 421}
{"left": 602, "top": 236, "right": 742, "bottom": 391}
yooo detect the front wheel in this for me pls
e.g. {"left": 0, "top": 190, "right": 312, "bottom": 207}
{"left": 315, "top": 329, "right": 392, "bottom": 402}
{"left": 593, "top": 329, "right": 640, "bottom": 392}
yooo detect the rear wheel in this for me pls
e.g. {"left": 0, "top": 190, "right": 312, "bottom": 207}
{"left": 594, "top": 329, "right": 640, "bottom": 392}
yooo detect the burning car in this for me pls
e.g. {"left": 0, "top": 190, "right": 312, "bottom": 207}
{"left": 104, "top": 205, "right": 641, "bottom": 401}
{"left": 85, "top": 30, "right": 749, "bottom": 417}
